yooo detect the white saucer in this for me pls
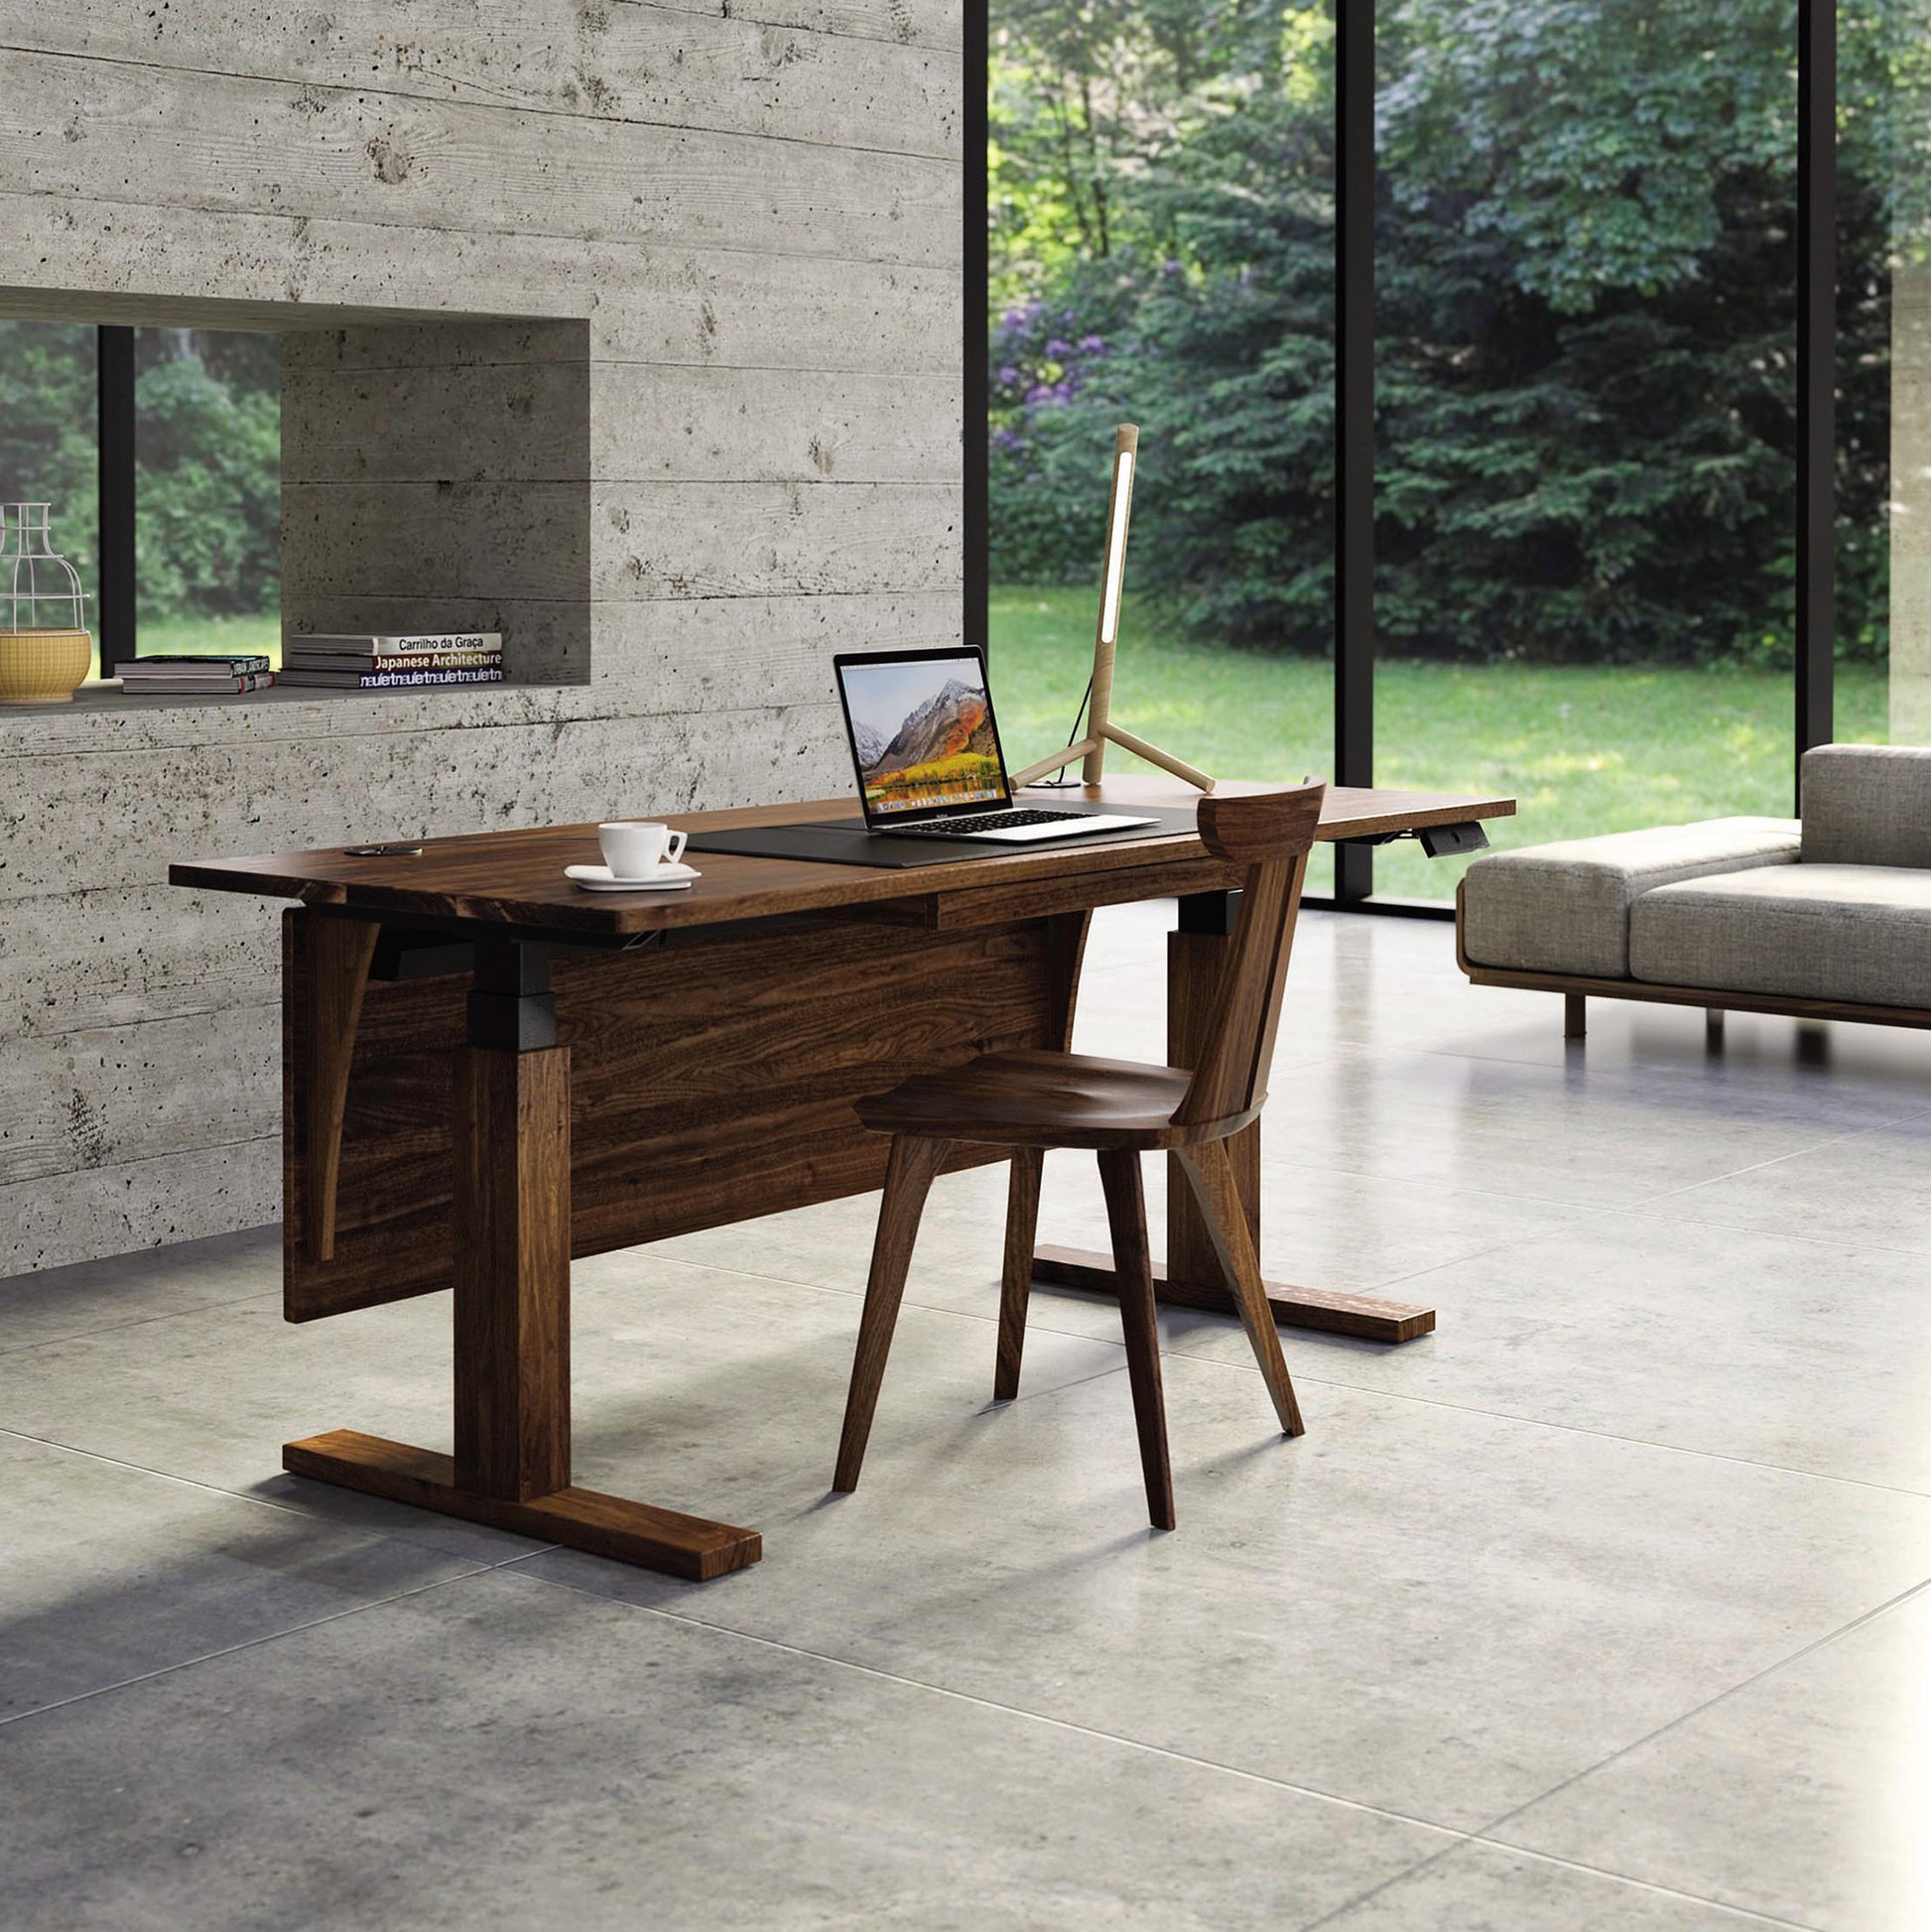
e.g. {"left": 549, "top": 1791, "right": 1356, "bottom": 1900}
{"left": 566, "top": 861, "right": 702, "bottom": 892}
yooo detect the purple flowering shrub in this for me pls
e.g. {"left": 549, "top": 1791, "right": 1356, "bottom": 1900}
{"left": 988, "top": 278, "right": 1138, "bottom": 582}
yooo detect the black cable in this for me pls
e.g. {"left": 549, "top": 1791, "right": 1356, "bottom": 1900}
{"left": 1031, "top": 675, "right": 1094, "bottom": 788}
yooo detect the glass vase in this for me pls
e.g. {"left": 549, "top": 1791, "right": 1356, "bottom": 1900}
{"left": 0, "top": 502, "right": 92, "bottom": 706}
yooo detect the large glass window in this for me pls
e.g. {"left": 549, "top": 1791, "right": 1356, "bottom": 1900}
{"left": 986, "top": 1, "right": 1335, "bottom": 884}
{"left": 1837, "top": 1, "right": 1931, "bottom": 746}
{"left": 979, "top": 4, "right": 1847, "bottom": 909}
{"left": 1370, "top": 2, "right": 1801, "bottom": 901}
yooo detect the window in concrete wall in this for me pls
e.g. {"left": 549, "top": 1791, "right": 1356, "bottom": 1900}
{"left": 0, "top": 322, "right": 100, "bottom": 671}
{"left": 134, "top": 327, "right": 282, "bottom": 666}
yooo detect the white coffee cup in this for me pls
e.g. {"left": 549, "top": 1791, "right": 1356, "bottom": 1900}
{"left": 598, "top": 821, "right": 688, "bottom": 878}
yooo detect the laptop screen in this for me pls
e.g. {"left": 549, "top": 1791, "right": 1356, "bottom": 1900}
{"left": 834, "top": 649, "right": 1011, "bottom": 820}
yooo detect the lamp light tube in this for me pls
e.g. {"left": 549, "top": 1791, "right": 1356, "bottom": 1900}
{"left": 1098, "top": 450, "right": 1134, "bottom": 644}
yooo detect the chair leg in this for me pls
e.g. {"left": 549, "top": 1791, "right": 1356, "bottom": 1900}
{"left": 1096, "top": 1148, "right": 1176, "bottom": 1531}
{"left": 835, "top": 1134, "right": 951, "bottom": 1493}
{"left": 995, "top": 1147, "right": 1044, "bottom": 1401}
{"left": 1177, "top": 1138, "right": 1305, "bottom": 1438}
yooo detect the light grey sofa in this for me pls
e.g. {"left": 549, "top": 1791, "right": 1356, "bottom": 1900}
{"left": 1457, "top": 745, "right": 1931, "bottom": 1036}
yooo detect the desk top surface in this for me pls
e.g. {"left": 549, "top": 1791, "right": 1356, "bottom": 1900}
{"left": 170, "top": 777, "right": 1515, "bottom": 935}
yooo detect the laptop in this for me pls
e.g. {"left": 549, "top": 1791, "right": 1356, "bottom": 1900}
{"left": 832, "top": 646, "right": 1159, "bottom": 843}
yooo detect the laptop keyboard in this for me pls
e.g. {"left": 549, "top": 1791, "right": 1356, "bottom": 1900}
{"left": 889, "top": 808, "right": 1088, "bottom": 836}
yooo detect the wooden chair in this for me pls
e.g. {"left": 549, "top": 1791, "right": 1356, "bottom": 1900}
{"left": 833, "top": 781, "right": 1326, "bottom": 1529}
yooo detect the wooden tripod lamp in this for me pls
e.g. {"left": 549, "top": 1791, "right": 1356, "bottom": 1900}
{"left": 1010, "top": 424, "right": 1216, "bottom": 793}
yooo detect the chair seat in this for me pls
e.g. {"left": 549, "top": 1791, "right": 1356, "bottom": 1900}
{"left": 854, "top": 1049, "right": 1246, "bottom": 1150}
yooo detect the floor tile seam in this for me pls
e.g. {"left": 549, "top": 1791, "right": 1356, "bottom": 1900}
{"left": 1459, "top": 1572, "right": 1931, "bottom": 1858}
{"left": 1293, "top": 1832, "right": 1820, "bottom": 1932}
{"left": 1645, "top": 1133, "right": 1899, "bottom": 1207}
{"left": 1502, "top": 1194, "right": 1931, "bottom": 1263}
{"left": 640, "top": 1247, "right": 1128, "bottom": 1366}
{"left": 1283, "top": 1072, "right": 1903, "bottom": 1188}
{"left": 1292, "top": 1207, "right": 1628, "bottom": 1301}
{"left": 649, "top": 1198, "right": 1626, "bottom": 1318}
{"left": 1288, "top": 1836, "right": 1470, "bottom": 1931}
{"left": 1462, "top": 1838, "right": 1828, "bottom": 1931}
{"left": 784, "top": 1282, "right": 1931, "bottom": 1506}
{"left": 0, "top": 1420, "right": 564, "bottom": 1560}
{"left": 1298, "top": 1123, "right": 1897, "bottom": 1218}
{"left": 0, "top": 1284, "right": 283, "bottom": 1360}
{"left": 0, "top": 1566, "right": 492, "bottom": 1735}
{"left": 1626, "top": 1201, "right": 1931, "bottom": 1262}
{"left": 1245, "top": 1150, "right": 1722, "bottom": 1217}
{"left": 1415, "top": 1039, "right": 1931, "bottom": 1118}
{"left": 1110, "top": 1349, "right": 1931, "bottom": 1502}
{"left": 497, "top": 1560, "right": 1476, "bottom": 1847}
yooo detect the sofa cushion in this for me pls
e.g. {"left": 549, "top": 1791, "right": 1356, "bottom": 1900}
{"left": 1630, "top": 864, "right": 1931, "bottom": 1008}
{"left": 1460, "top": 819, "right": 1801, "bottom": 978}
{"left": 1801, "top": 743, "right": 1931, "bottom": 867}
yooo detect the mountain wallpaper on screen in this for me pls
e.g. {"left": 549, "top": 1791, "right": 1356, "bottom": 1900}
{"left": 859, "top": 678, "right": 1003, "bottom": 811}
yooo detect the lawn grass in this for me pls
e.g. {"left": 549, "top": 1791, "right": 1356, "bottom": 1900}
{"left": 90, "top": 610, "right": 283, "bottom": 681}
{"left": 134, "top": 612, "right": 283, "bottom": 664}
{"left": 992, "top": 584, "right": 1889, "bottom": 900}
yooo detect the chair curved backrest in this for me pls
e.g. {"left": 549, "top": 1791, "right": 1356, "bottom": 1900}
{"left": 1171, "top": 780, "right": 1327, "bottom": 1131}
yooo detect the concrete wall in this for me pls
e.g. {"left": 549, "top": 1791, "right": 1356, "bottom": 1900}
{"left": 0, "top": 0, "right": 963, "bottom": 1272}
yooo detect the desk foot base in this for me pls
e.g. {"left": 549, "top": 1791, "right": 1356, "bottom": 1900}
{"left": 1030, "top": 1246, "right": 1436, "bottom": 1345}
{"left": 284, "top": 1430, "right": 763, "bottom": 1582}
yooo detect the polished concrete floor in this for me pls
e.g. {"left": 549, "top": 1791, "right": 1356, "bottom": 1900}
{"left": 4, "top": 903, "right": 1929, "bottom": 1930}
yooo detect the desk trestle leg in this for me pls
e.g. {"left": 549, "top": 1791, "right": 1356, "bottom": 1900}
{"left": 454, "top": 1041, "right": 573, "bottom": 1500}
{"left": 284, "top": 938, "right": 762, "bottom": 1582}
{"left": 1030, "top": 891, "right": 1438, "bottom": 1347}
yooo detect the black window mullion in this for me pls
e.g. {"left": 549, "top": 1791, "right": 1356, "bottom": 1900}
{"left": 1795, "top": 0, "right": 1837, "bottom": 799}
{"left": 966, "top": 4, "right": 990, "bottom": 657}
{"left": 95, "top": 324, "right": 136, "bottom": 679}
{"left": 1335, "top": 0, "right": 1375, "bottom": 899}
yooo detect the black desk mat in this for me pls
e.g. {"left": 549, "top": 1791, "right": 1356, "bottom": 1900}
{"left": 685, "top": 804, "right": 1201, "bottom": 869}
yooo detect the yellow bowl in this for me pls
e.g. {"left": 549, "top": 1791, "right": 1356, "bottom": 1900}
{"left": 0, "top": 628, "right": 92, "bottom": 705}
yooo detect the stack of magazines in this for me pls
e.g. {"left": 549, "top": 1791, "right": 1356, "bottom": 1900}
{"left": 278, "top": 632, "right": 504, "bottom": 690}
{"left": 118, "top": 654, "right": 274, "bottom": 695}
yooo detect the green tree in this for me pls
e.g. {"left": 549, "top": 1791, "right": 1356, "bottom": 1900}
{"left": 989, "top": 0, "right": 1909, "bottom": 667}
{"left": 0, "top": 323, "right": 99, "bottom": 597}
{"left": 135, "top": 332, "right": 281, "bottom": 622}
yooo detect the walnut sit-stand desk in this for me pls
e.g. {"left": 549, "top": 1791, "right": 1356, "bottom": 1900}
{"left": 172, "top": 777, "right": 1512, "bottom": 1581}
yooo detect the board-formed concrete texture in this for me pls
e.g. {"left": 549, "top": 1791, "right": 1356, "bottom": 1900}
{"left": 0, "top": 0, "right": 965, "bottom": 1271}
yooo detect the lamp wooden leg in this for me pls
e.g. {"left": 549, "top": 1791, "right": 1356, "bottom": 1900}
{"left": 1178, "top": 1139, "right": 1304, "bottom": 1438}
{"left": 1097, "top": 1148, "right": 1175, "bottom": 1531}
{"left": 835, "top": 1134, "right": 951, "bottom": 1493}
{"left": 996, "top": 1147, "right": 1044, "bottom": 1402}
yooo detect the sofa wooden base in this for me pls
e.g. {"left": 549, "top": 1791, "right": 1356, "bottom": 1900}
{"left": 1459, "top": 959, "right": 1931, "bottom": 1035}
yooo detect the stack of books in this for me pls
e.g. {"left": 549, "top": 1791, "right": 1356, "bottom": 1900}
{"left": 118, "top": 654, "right": 275, "bottom": 695}
{"left": 278, "top": 632, "right": 505, "bottom": 690}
